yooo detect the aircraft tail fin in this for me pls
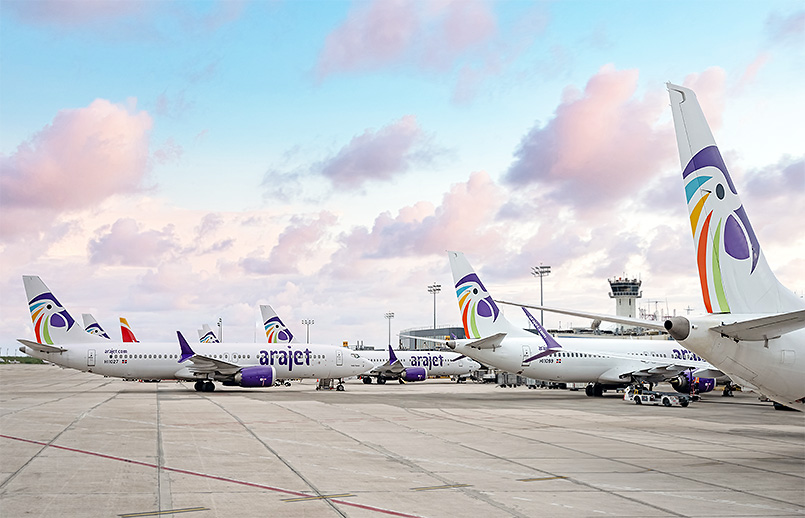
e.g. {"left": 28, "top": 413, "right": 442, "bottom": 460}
{"left": 667, "top": 83, "right": 803, "bottom": 314}
{"left": 448, "top": 251, "right": 532, "bottom": 339}
{"left": 259, "top": 304, "right": 294, "bottom": 343}
{"left": 120, "top": 317, "right": 139, "bottom": 343}
{"left": 23, "top": 276, "right": 101, "bottom": 345}
{"left": 198, "top": 324, "right": 220, "bottom": 343}
{"left": 82, "top": 313, "right": 111, "bottom": 340}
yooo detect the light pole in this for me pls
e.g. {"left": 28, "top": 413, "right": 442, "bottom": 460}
{"left": 302, "top": 319, "right": 314, "bottom": 343}
{"left": 427, "top": 282, "right": 441, "bottom": 331}
{"left": 385, "top": 312, "right": 394, "bottom": 346}
{"left": 531, "top": 264, "right": 551, "bottom": 325}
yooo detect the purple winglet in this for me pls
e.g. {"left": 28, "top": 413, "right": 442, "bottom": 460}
{"left": 388, "top": 344, "right": 398, "bottom": 363}
{"left": 177, "top": 331, "right": 195, "bottom": 363}
{"left": 522, "top": 307, "right": 562, "bottom": 351}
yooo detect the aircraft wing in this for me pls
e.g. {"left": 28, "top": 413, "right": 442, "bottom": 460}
{"left": 184, "top": 354, "right": 241, "bottom": 376}
{"left": 176, "top": 331, "right": 240, "bottom": 376}
{"left": 495, "top": 300, "right": 666, "bottom": 331}
{"left": 711, "top": 310, "right": 805, "bottom": 341}
{"left": 465, "top": 333, "right": 507, "bottom": 350}
{"left": 17, "top": 339, "right": 66, "bottom": 353}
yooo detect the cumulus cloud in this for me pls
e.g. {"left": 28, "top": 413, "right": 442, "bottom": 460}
{"left": 0, "top": 99, "right": 153, "bottom": 239}
{"left": 316, "top": 0, "right": 497, "bottom": 79}
{"left": 504, "top": 65, "right": 676, "bottom": 209}
{"left": 89, "top": 218, "right": 178, "bottom": 267}
{"left": 240, "top": 211, "right": 338, "bottom": 275}
{"left": 324, "top": 171, "right": 505, "bottom": 280}
{"left": 318, "top": 115, "right": 432, "bottom": 189}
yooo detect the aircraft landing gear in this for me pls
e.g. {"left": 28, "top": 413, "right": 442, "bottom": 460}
{"left": 194, "top": 380, "right": 204, "bottom": 392}
{"left": 362, "top": 376, "right": 373, "bottom": 384}
{"left": 586, "top": 383, "right": 604, "bottom": 397}
{"left": 203, "top": 381, "right": 215, "bottom": 392}
{"left": 377, "top": 377, "right": 386, "bottom": 385}
{"left": 336, "top": 383, "right": 345, "bottom": 391}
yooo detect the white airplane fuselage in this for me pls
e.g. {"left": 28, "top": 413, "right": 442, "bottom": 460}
{"left": 20, "top": 341, "right": 372, "bottom": 381}
{"left": 675, "top": 315, "right": 804, "bottom": 406}
{"left": 453, "top": 336, "right": 711, "bottom": 384}
{"left": 360, "top": 349, "right": 481, "bottom": 377}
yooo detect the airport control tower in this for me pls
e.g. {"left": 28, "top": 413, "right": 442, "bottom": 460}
{"left": 608, "top": 277, "right": 642, "bottom": 332}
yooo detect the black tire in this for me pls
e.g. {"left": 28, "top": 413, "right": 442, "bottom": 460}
{"left": 194, "top": 381, "right": 204, "bottom": 392}
{"left": 662, "top": 397, "right": 671, "bottom": 407}
{"left": 362, "top": 376, "right": 372, "bottom": 384}
{"left": 336, "top": 384, "right": 345, "bottom": 391}
{"left": 680, "top": 400, "right": 689, "bottom": 407}
{"left": 203, "top": 381, "right": 215, "bottom": 392}
{"left": 377, "top": 377, "right": 386, "bottom": 385}
{"left": 585, "top": 384, "right": 594, "bottom": 397}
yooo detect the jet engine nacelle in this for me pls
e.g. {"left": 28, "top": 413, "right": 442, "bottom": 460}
{"left": 234, "top": 366, "right": 276, "bottom": 387}
{"left": 670, "top": 371, "right": 715, "bottom": 394}
{"left": 402, "top": 367, "right": 427, "bottom": 382}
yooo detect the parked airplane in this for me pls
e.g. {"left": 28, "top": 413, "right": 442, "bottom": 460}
{"left": 259, "top": 304, "right": 480, "bottom": 383}
{"left": 120, "top": 317, "right": 139, "bottom": 343}
{"left": 260, "top": 305, "right": 294, "bottom": 343}
{"left": 82, "top": 313, "right": 111, "bottom": 340}
{"left": 443, "top": 251, "right": 721, "bottom": 396}
{"left": 197, "top": 324, "right": 219, "bottom": 343}
{"left": 18, "top": 276, "right": 374, "bottom": 392}
{"left": 358, "top": 345, "right": 481, "bottom": 384}
{"left": 496, "top": 84, "right": 804, "bottom": 409}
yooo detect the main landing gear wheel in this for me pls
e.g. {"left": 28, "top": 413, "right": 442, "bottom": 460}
{"left": 362, "top": 376, "right": 373, "bottom": 384}
{"left": 377, "top": 377, "right": 386, "bottom": 385}
{"left": 585, "top": 384, "right": 594, "bottom": 397}
{"left": 336, "top": 383, "right": 345, "bottom": 391}
{"left": 194, "top": 381, "right": 204, "bottom": 392}
{"left": 203, "top": 381, "right": 215, "bottom": 392}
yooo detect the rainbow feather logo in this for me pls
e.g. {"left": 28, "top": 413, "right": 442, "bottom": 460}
{"left": 454, "top": 273, "right": 499, "bottom": 339}
{"left": 264, "top": 317, "right": 293, "bottom": 343}
{"left": 28, "top": 292, "right": 75, "bottom": 345}
{"left": 683, "top": 146, "right": 760, "bottom": 314}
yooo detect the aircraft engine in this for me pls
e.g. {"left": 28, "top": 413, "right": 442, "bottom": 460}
{"left": 234, "top": 366, "right": 276, "bottom": 387}
{"left": 670, "top": 371, "right": 715, "bottom": 394}
{"left": 402, "top": 367, "right": 427, "bottom": 382}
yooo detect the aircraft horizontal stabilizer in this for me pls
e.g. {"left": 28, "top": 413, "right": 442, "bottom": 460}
{"left": 711, "top": 309, "right": 805, "bottom": 342}
{"left": 17, "top": 339, "right": 66, "bottom": 353}
{"left": 495, "top": 300, "right": 666, "bottom": 332}
{"left": 466, "top": 333, "right": 506, "bottom": 350}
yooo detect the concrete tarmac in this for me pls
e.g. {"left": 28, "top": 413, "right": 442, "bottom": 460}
{"left": 1, "top": 365, "right": 803, "bottom": 518}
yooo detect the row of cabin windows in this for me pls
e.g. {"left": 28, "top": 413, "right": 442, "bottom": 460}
{"left": 108, "top": 353, "right": 329, "bottom": 360}
{"left": 550, "top": 351, "right": 674, "bottom": 359}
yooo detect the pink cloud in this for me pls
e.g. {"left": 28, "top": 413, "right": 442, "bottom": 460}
{"left": 5, "top": 0, "right": 146, "bottom": 27}
{"left": 241, "top": 211, "right": 338, "bottom": 275}
{"left": 316, "top": 0, "right": 420, "bottom": 78}
{"left": 324, "top": 171, "right": 504, "bottom": 279}
{"left": 504, "top": 65, "right": 675, "bottom": 208}
{"left": 0, "top": 99, "right": 153, "bottom": 239}
{"left": 89, "top": 218, "right": 178, "bottom": 267}
{"left": 734, "top": 52, "right": 771, "bottom": 94}
{"left": 316, "top": 0, "right": 497, "bottom": 79}
{"left": 682, "top": 67, "right": 726, "bottom": 131}
{"left": 319, "top": 115, "right": 428, "bottom": 189}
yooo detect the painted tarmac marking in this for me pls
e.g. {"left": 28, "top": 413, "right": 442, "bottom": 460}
{"left": 282, "top": 493, "right": 355, "bottom": 502}
{"left": 517, "top": 476, "right": 568, "bottom": 482}
{"left": 0, "top": 434, "right": 422, "bottom": 518}
{"left": 118, "top": 507, "right": 209, "bottom": 517}
{"left": 411, "top": 484, "right": 471, "bottom": 491}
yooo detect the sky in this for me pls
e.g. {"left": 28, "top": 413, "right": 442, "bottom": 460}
{"left": 1, "top": 0, "right": 803, "bottom": 352}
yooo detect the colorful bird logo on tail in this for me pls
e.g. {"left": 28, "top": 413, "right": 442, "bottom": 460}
{"left": 454, "top": 273, "right": 500, "bottom": 339}
{"left": 264, "top": 316, "right": 293, "bottom": 343}
{"left": 683, "top": 145, "right": 761, "bottom": 314}
{"left": 28, "top": 292, "right": 76, "bottom": 344}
